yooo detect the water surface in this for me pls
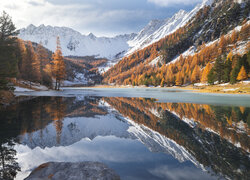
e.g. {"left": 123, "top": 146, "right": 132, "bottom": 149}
{"left": 1, "top": 89, "right": 250, "bottom": 180}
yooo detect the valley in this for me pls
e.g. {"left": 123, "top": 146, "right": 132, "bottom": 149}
{"left": 0, "top": 0, "right": 250, "bottom": 180}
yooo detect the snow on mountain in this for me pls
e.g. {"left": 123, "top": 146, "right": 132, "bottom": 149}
{"left": 126, "top": 0, "right": 214, "bottom": 55}
{"left": 19, "top": 24, "right": 136, "bottom": 59}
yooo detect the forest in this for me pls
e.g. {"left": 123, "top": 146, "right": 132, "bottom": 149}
{"left": 103, "top": 0, "right": 250, "bottom": 87}
{"left": 0, "top": 11, "right": 66, "bottom": 94}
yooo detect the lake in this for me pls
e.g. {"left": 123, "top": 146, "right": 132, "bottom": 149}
{"left": 0, "top": 88, "right": 250, "bottom": 180}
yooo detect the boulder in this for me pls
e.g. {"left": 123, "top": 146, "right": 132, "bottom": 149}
{"left": 25, "top": 162, "right": 120, "bottom": 180}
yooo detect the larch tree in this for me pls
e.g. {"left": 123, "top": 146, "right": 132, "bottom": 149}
{"left": 175, "top": 72, "right": 182, "bottom": 86}
{"left": 37, "top": 42, "right": 52, "bottom": 86}
{"left": 191, "top": 65, "right": 201, "bottom": 83}
{"left": 52, "top": 37, "right": 66, "bottom": 90}
{"left": 27, "top": 41, "right": 41, "bottom": 85}
{"left": 201, "top": 62, "right": 212, "bottom": 82}
{"left": 237, "top": 66, "right": 248, "bottom": 81}
{"left": 219, "top": 34, "right": 226, "bottom": 54}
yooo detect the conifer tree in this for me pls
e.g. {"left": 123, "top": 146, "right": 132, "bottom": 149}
{"left": 0, "top": 11, "right": 18, "bottom": 90}
{"left": 223, "top": 59, "right": 232, "bottom": 83}
{"left": 191, "top": 65, "right": 200, "bottom": 83}
{"left": 52, "top": 37, "right": 66, "bottom": 90}
{"left": 214, "top": 57, "right": 224, "bottom": 83}
{"left": 207, "top": 68, "right": 216, "bottom": 85}
{"left": 237, "top": 66, "right": 248, "bottom": 81}
{"left": 27, "top": 41, "right": 41, "bottom": 83}
{"left": 37, "top": 42, "right": 52, "bottom": 86}
{"left": 201, "top": 62, "right": 212, "bottom": 82}
{"left": 175, "top": 72, "right": 182, "bottom": 86}
{"left": 230, "top": 67, "right": 238, "bottom": 84}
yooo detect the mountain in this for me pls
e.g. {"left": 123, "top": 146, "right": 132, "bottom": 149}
{"left": 18, "top": 0, "right": 212, "bottom": 60}
{"left": 19, "top": 24, "right": 136, "bottom": 59}
{"left": 103, "top": 0, "right": 250, "bottom": 86}
{"left": 127, "top": 0, "right": 213, "bottom": 55}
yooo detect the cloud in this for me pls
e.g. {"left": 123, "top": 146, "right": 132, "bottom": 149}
{"left": 147, "top": 0, "right": 202, "bottom": 7}
{"left": 0, "top": 0, "right": 199, "bottom": 36}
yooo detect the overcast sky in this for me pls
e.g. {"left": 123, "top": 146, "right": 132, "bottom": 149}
{"left": 0, "top": 0, "right": 203, "bottom": 37}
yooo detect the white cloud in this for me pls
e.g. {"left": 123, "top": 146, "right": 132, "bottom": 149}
{"left": 148, "top": 0, "right": 202, "bottom": 6}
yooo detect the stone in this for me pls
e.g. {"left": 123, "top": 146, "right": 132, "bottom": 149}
{"left": 25, "top": 162, "right": 120, "bottom": 180}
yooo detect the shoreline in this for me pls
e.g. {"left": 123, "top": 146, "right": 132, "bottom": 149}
{"left": 77, "top": 83, "right": 250, "bottom": 95}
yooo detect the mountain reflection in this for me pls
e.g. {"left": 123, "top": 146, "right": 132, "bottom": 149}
{"left": 0, "top": 96, "right": 249, "bottom": 180}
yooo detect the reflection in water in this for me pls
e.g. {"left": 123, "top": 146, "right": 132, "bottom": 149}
{"left": 0, "top": 96, "right": 249, "bottom": 180}
{"left": 0, "top": 139, "right": 20, "bottom": 180}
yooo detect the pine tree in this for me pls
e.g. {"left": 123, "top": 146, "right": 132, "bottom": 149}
{"left": 207, "top": 68, "right": 216, "bottom": 85}
{"left": 52, "top": 37, "right": 66, "bottom": 90}
{"left": 230, "top": 67, "right": 237, "bottom": 84}
{"left": 222, "top": 59, "right": 232, "bottom": 83}
{"left": 0, "top": 11, "right": 18, "bottom": 90}
{"left": 214, "top": 57, "right": 224, "bottom": 83}
{"left": 237, "top": 66, "right": 248, "bottom": 81}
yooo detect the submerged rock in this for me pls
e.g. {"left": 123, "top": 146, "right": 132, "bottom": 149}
{"left": 25, "top": 162, "right": 120, "bottom": 180}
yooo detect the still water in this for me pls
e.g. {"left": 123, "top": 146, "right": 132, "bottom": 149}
{"left": 0, "top": 88, "right": 250, "bottom": 180}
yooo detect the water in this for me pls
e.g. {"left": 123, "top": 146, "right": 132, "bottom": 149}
{"left": 1, "top": 88, "right": 250, "bottom": 180}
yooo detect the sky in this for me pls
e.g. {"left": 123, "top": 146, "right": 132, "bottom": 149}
{"left": 0, "top": 0, "right": 203, "bottom": 37}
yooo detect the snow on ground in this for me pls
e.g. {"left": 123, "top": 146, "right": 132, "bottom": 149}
{"left": 149, "top": 56, "right": 162, "bottom": 66}
{"left": 16, "top": 80, "right": 48, "bottom": 91}
{"left": 242, "top": 80, "right": 250, "bottom": 84}
{"left": 194, "top": 83, "right": 208, "bottom": 87}
{"left": 218, "top": 83, "right": 230, "bottom": 86}
{"left": 222, "top": 88, "right": 239, "bottom": 92}
{"left": 168, "top": 46, "right": 196, "bottom": 65}
{"left": 14, "top": 86, "right": 34, "bottom": 92}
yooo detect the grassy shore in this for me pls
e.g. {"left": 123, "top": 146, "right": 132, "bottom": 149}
{"left": 84, "top": 82, "right": 250, "bottom": 95}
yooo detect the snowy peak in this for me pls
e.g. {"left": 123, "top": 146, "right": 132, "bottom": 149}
{"left": 19, "top": 24, "right": 136, "bottom": 59}
{"left": 126, "top": 0, "right": 212, "bottom": 55}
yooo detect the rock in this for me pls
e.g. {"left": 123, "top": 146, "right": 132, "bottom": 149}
{"left": 25, "top": 162, "right": 120, "bottom": 180}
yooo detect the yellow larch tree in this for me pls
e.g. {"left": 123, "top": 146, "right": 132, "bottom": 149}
{"left": 237, "top": 66, "right": 247, "bottom": 81}
{"left": 201, "top": 62, "right": 212, "bottom": 82}
{"left": 52, "top": 36, "right": 66, "bottom": 90}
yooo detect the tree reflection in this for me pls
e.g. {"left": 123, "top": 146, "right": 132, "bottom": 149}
{"left": 0, "top": 139, "right": 20, "bottom": 180}
{"left": 104, "top": 97, "right": 250, "bottom": 179}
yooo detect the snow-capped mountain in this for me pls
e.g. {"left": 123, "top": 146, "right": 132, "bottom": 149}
{"left": 18, "top": 0, "right": 213, "bottom": 60}
{"left": 126, "top": 0, "right": 214, "bottom": 55}
{"left": 19, "top": 24, "right": 136, "bottom": 59}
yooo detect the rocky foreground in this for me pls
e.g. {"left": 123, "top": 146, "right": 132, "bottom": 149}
{"left": 25, "top": 162, "right": 120, "bottom": 180}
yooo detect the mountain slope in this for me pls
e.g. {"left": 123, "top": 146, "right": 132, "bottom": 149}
{"left": 19, "top": 24, "right": 136, "bottom": 59}
{"left": 103, "top": 0, "right": 250, "bottom": 85}
{"left": 127, "top": 0, "right": 213, "bottom": 55}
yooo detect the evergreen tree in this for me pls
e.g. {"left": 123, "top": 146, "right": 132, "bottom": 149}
{"left": 52, "top": 37, "right": 66, "bottom": 90}
{"left": 214, "top": 57, "right": 224, "bottom": 83}
{"left": 222, "top": 59, "right": 232, "bottom": 83}
{"left": 207, "top": 68, "right": 216, "bottom": 85}
{"left": 0, "top": 11, "right": 18, "bottom": 90}
{"left": 230, "top": 67, "right": 238, "bottom": 84}
{"left": 0, "top": 140, "right": 20, "bottom": 180}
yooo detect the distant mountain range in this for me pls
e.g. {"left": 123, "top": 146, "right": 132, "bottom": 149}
{"left": 18, "top": 0, "right": 212, "bottom": 59}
